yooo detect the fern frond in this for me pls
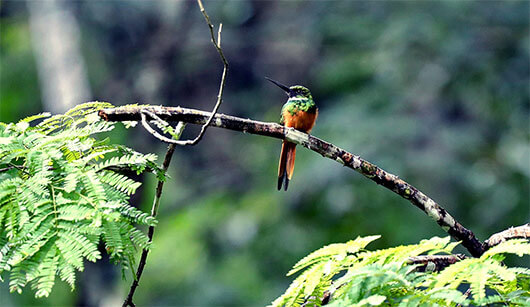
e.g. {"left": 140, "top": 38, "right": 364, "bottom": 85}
{"left": 482, "top": 239, "right": 530, "bottom": 258}
{"left": 0, "top": 242, "right": 13, "bottom": 272}
{"left": 99, "top": 171, "right": 141, "bottom": 195}
{"left": 55, "top": 231, "right": 100, "bottom": 272}
{"left": 93, "top": 153, "right": 157, "bottom": 173}
{"left": 68, "top": 232, "right": 101, "bottom": 263}
{"left": 276, "top": 235, "right": 529, "bottom": 307}
{"left": 18, "top": 112, "right": 52, "bottom": 124}
{"left": 424, "top": 288, "right": 467, "bottom": 305}
{"left": 8, "top": 220, "right": 53, "bottom": 267}
{"left": 288, "top": 235, "right": 380, "bottom": 276}
{"left": 1, "top": 103, "right": 163, "bottom": 297}
{"left": 63, "top": 172, "right": 79, "bottom": 193}
{"left": 433, "top": 258, "right": 472, "bottom": 289}
{"left": 19, "top": 173, "right": 51, "bottom": 207}
{"left": 469, "top": 264, "right": 488, "bottom": 301}
{"left": 78, "top": 148, "right": 116, "bottom": 165}
{"left": 79, "top": 170, "right": 106, "bottom": 205}
{"left": 57, "top": 204, "right": 95, "bottom": 222}
{"left": 57, "top": 260, "right": 76, "bottom": 289}
{"left": 102, "top": 219, "right": 124, "bottom": 259}
{"left": 269, "top": 272, "right": 306, "bottom": 307}
{"left": 9, "top": 265, "right": 26, "bottom": 294}
{"left": 33, "top": 256, "right": 58, "bottom": 298}
{"left": 27, "top": 244, "right": 58, "bottom": 298}
{"left": 127, "top": 226, "right": 151, "bottom": 250}
{"left": 0, "top": 177, "right": 22, "bottom": 204}
{"left": 5, "top": 204, "right": 21, "bottom": 240}
{"left": 64, "top": 101, "right": 113, "bottom": 117}
{"left": 117, "top": 203, "right": 157, "bottom": 226}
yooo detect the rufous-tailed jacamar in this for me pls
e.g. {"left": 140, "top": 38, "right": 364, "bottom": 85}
{"left": 266, "top": 77, "right": 318, "bottom": 191}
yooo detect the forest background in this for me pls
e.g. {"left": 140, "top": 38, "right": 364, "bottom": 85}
{"left": 0, "top": 1, "right": 528, "bottom": 306}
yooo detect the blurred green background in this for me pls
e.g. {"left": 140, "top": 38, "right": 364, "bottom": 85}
{"left": 1, "top": 1, "right": 528, "bottom": 306}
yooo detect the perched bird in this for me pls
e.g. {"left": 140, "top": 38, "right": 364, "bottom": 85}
{"left": 266, "top": 77, "right": 318, "bottom": 191}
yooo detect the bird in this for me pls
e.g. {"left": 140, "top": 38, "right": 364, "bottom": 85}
{"left": 266, "top": 77, "right": 318, "bottom": 191}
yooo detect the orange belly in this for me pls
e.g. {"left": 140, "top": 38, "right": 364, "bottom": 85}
{"left": 282, "top": 109, "right": 318, "bottom": 133}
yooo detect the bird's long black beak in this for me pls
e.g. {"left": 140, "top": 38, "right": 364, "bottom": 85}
{"left": 265, "top": 77, "right": 290, "bottom": 95}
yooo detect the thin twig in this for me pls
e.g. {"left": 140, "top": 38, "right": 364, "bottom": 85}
{"left": 406, "top": 254, "right": 467, "bottom": 272}
{"left": 148, "top": 0, "right": 228, "bottom": 146}
{"left": 0, "top": 165, "right": 16, "bottom": 173}
{"left": 4, "top": 163, "right": 30, "bottom": 175}
{"left": 456, "top": 288, "right": 473, "bottom": 307}
{"left": 140, "top": 110, "right": 183, "bottom": 144}
{"left": 123, "top": 2, "right": 224, "bottom": 302}
{"left": 99, "top": 105, "right": 486, "bottom": 257}
{"left": 123, "top": 143, "right": 177, "bottom": 307}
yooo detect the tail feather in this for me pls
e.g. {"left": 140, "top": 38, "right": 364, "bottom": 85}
{"left": 278, "top": 141, "right": 297, "bottom": 191}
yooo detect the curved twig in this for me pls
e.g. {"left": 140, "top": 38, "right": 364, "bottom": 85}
{"left": 139, "top": 110, "right": 187, "bottom": 144}
{"left": 99, "top": 105, "right": 485, "bottom": 257}
{"left": 163, "top": 0, "right": 228, "bottom": 146}
{"left": 123, "top": 2, "right": 226, "bottom": 304}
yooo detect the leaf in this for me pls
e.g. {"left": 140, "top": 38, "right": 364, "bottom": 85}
{"left": 358, "top": 294, "right": 386, "bottom": 306}
{"left": 482, "top": 239, "right": 530, "bottom": 258}
{"left": 288, "top": 235, "right": 380, "bottom": 276}
{"left": 18, "top": 112, "right": 51, "bottom": 124}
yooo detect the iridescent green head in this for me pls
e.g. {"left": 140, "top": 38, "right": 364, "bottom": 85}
{"left": 266, "top": 77, "right": 313, "bottom": 100}
{"left": 288, "top": 86, "right": 313, "bottom": 100}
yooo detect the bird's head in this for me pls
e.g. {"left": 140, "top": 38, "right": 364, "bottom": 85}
{"left": 266, "top": 77, "right": 312, "bottom": 100}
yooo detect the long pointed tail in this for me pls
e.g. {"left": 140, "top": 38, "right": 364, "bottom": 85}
{"left": 278, "top": 141, "right": 297, "bottom": 191}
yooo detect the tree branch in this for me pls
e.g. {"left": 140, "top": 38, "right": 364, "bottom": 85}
{"left": 406, "top": 254, "right": 467, "bottom": 272}
{"left": 484, "top": 223, "right": 530, "bottom": 250}
{"left": 99, "top": 105, "right": 485, "bottom": 257}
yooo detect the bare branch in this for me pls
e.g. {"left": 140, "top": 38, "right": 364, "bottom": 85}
{"left": 484, "top": 223, "right": 530, "bottom": 250}
{"left": 123, "top": 143, "right": 177, "bottom": 307}
{"left": 99, "top": 105, "right": 485, "bottom": 257}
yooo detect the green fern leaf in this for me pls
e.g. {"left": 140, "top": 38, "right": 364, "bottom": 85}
{"left": 117, "top": 204, "right": 157, "bottom": 226}
{"left": 1, "top": 103, "right": 161, "bottom": 297}
{"left": 99, "top": 171, "right": 141, "bottom": 195}
{"left": 9, "top": 265, "right": 27, "bottom": 294}
{"left": 127, "top": 227, "right": 151, "bottom": 250}
{"left": 102, "top": 220, "right": 124, "bottom": 259}
{"left": 79, "top": 170, "right": 106, "bottom": 205}
{"left": 482, "top": 239, "right": 530, "bottom": 258}
{"left": 19, "top": 112, "right": 52, "bottom": 124}
{"left": 57, "top": 261, "right": 76, "bottom": 289}
{"left": 288, "top": 235, "right": 380, "bottom": 276}
{"left": 30, "top": 247, "right": 58, "bottom": 298}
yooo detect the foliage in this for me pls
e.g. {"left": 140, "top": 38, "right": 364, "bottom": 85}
{"left": 272, "top": 236, "right": 530, "bottom": 307}
{"left": 0, "top": 102, "right": 162, "bottom": 297}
